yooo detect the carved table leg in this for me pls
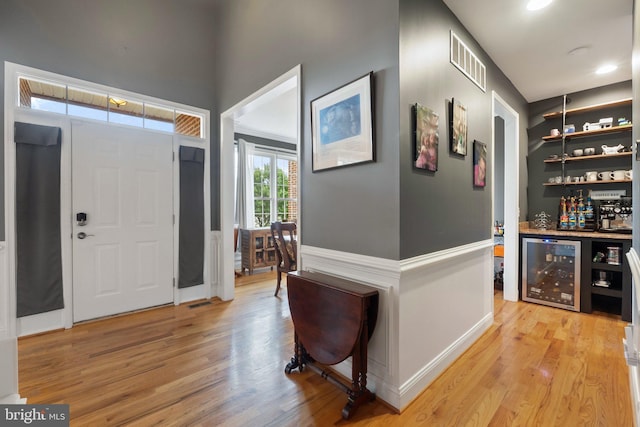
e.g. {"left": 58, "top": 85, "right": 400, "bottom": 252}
{"left": 341, "top": 321, "right": 376, "bottom": 419}
{"left": 285, "top": 332, "right": 301, "bottom": 374}
{"left": 285, "top": 333, "right": 309, "bottom": 374}
{"left": 342, "top": 389, "right": 376, "bottom": 420}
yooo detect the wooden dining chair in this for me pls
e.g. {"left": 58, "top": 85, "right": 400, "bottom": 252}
{"left": 270, "top": 221, "right": 297, "bottom": 296}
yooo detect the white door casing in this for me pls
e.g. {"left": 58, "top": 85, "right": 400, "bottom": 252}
{"left": 492, "top": 91, "right": 520, "bottom": 302}
{"left": 72, "top": 121, "right": 174, "bottom": 322}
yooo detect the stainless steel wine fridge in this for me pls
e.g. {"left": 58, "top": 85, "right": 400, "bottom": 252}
{"left": 522, "top": 237, "right": 580, "bottom": 311}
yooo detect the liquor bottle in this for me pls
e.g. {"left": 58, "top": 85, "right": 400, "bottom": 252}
{"left": 559, "top": 196, "right": 568, "bottom": 229}
{"left": 585, "top": 195, "right": 594, "bottom": 220}
{"left": 568, "top": 196, "right": 577, "bottom": 229}
{"left": 577, "top": 191, "right": 585, "bottom": 229}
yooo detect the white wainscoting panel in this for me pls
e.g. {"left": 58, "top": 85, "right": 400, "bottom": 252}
{"left": 301, "top": 245, "right": 397, "bottom": 373}
{"left": 210, "top": 231, "right": 222, "bottom": 299}
{"left": 0, "top": 337, "right": 19, "bottom": 402}
{"left": 626, "top": 248, "right": 640, "bottom": 426}
{"left": 0, "top": 244, "right": 8, "bottom": 338}
{"left": 0, "top": 243, "right": 20, "bottom": 402}
{"left": 629, "top": 363, "right": 640, "bottom": 427}
{"left": 300, "top": 240, "right": 494, "bottom": 411}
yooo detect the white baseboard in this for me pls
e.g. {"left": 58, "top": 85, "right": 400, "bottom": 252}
{"left": 0, "top": 394, "right": 26, "bottom": 404}
{"left": 175, "top": 284, "right": 207, "bottom": 305}
{"left": 17, "top": 310, "right": 65, "bottom": 337}
{"left": 398, "top": 312, "right": 493, "bottom": 408}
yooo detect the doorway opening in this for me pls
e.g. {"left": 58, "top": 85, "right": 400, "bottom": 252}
{"left": 492, "top": 91, "right": 520, "bottom": 302}
{"left": 220, "top": 66, "right": 301, "bottom": 301}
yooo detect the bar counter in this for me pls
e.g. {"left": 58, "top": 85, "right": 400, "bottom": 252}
{"left": 519, "top": 221, "right": 632, "bottom": 320}
{"left": 519, "top": 222, "right": 631, "bottom": 240}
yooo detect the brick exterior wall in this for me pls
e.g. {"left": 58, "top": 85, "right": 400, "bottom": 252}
{"left": 19, "top": 78, "right": 32, "bottom": 107}
{"left": 287, "top": 161, "right": 298, "bottom": 222}
{"left": 175, "top": 113, "right": 201, "bottom": 137}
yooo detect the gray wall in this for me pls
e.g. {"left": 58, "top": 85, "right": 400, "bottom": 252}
{"left": 527, "top": 81, "right": 632, "bottom": 220}
{"left": 0, "top": 0, "right": 534, "bottom": 261}
{"left": 398, "top": 0, "right": 529, "bottom": 258}
{"left": 216, "top": 0, "right": 531, "bottom": 260}
{"left": 215, "top": 0, "right": 401, "bottom": 259}
{"left": 0, "top": 0, "right": 219, "bottom": 238}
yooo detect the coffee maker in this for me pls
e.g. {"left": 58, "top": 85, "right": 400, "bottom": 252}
{"left": 597, "top": 197, "right": 633, "bottom": 233}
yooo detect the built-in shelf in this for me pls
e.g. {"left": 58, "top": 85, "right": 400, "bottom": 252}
{"left": 592, "top": 262, "right": 623, "bottom": 273}
{"left": 542, "top": 124, "right": 633, "bottom": 142}
{"left": 544, "top": 152, "right": 632, "bottom": 163}
{"left": 590, "top": 286, "right": 623, "bottom": 298}
{"left": 543, "top": 179, "right": 631, "bottom": 187}
{"left": 542, "top": 98, "right": 632, "bottom": 119}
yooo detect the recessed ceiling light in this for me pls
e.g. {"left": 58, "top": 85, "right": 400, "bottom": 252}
{"left": 596, "top": 64, "right": 618, "bottom": 75}
{"left": 527, "top": 0, "right": 552, "bottom": 11}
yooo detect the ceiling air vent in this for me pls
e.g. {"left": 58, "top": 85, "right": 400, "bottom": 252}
{"left": 450, "top": 31, "right": 486, "bottom": 92}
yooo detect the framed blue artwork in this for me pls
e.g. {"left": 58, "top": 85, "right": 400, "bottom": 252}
{"left": 311, "top": 72, "right": 374, "bottom": 171}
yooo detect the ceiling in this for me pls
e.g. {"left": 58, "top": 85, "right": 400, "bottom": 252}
{"left": 442, "top": 0, "right": 633, "bottom": 103}
{"left": 236, "top": 0, "right": 633, "bottom": 142}
{"left": 234, "top": 84, "right": 297, "bottom": 144}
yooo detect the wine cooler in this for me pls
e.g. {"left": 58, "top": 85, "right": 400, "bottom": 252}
{"left": 522, "top": 237, "right": 580, "bottom": 311}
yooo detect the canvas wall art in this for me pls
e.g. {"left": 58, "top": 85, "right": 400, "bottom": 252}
{"left": 450, "top": 98, "right": 468, "bottom": 156}
{"left": 473, "top": 140, "right": 487, "bottom": 187}
{"left": 414, "top": 104, "right": 439, "bottom": 172}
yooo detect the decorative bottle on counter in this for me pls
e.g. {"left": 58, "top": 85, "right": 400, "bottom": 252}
{"left": 585, "top": 196, "right": 594, "bottom": 220}
{"left": 559, "top": 196, "right": 569, "bottom": 230}
{"left": 578, "top": 199, "right": 586, "bottom": 229}
{"left": 577, "top": 191, "right": 585, "bottom": 229}
{"left": 585, "top": 195, "right": 596, "bottom": 230}
{"left": 568, "top": 196, "right": 577, "bottom": 229}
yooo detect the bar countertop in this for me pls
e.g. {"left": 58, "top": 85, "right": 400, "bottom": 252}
{"left": 519, "top": 222, "right": 631, "bottom": 240}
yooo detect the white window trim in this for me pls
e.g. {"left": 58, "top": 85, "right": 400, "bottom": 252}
{"left": 249, "top": 146, "right": 297, "bottom": 228}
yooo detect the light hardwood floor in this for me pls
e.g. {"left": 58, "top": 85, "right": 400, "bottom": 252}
{"left": 19, "top": 272, "right": 633, "bottom": 426}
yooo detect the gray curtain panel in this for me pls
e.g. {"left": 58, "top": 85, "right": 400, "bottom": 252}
{"left": 235, "top": 139, "right": 247, "bottom": 228}
{"left": 178, "top": 146, "right": 205, "bottom": 288}
{"left": 14, "top": 122, "right": 64, "bottom": 317}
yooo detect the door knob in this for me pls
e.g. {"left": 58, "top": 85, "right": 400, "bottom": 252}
{"left": 77, "top": 232, "right": 94, "bottom": 239}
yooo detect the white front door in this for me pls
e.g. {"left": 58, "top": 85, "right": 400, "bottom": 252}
{"left": 72, "top": 122, "right": 174, "bottom": 322}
